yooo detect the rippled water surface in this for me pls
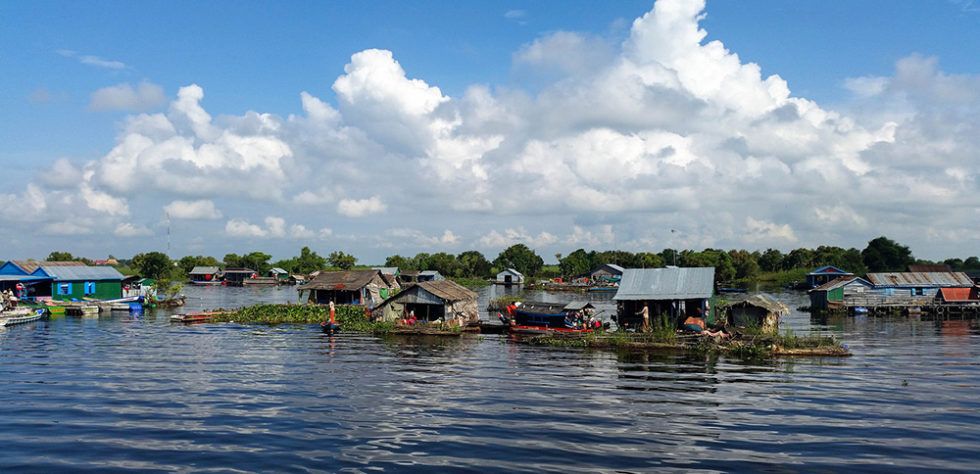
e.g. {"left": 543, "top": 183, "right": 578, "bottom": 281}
{"left": 1, "top": 286, "right": 979, "bottom": 472}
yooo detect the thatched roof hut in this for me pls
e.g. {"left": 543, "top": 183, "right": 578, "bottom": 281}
{"left": 727, "top": 294, "right": 789, "bottom": 332}
{"left": 297, "top": 270, "right": 397, "bottom": 306}
{"left": 374, "top": 280, "right": 479, "bottom": 326}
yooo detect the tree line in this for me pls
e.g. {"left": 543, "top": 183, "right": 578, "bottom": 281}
{"left": 34, "top": 236, "right": 980, "bottom": 282}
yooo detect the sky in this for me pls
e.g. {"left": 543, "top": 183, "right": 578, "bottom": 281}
{"left": 1, "top": 0, "right": 978, "bottom": 263}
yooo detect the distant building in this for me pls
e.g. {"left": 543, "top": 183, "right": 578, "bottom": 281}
{"left": 418, "top": 270, "right": 444, "bottom": 282}
{"left": 188, "top": 266, "right": 221, "bottom": 285}
{"left": 590, "top": 264, "right": 625, "bottom": 282}
{"left": 270, "top": 267, "right": 290, "bottom": 282}
{"left": 806, "top": 266, "right": 853, "bottom": 288}
{"left": 495, "top": 268, "right": 524, "bottom": 285}
{"left": 613, "top": 267, "right": 715, "bottom": 328}
{"left": 222, "top": 268, "right": 257, "bottom": 286}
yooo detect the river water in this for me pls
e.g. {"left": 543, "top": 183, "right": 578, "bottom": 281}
{"left": 1, "top": 285, "right": 978, "bottom": 472}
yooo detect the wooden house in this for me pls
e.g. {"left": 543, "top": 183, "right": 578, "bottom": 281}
{"left": 613, "top": 267, "right": 715, "bottom": 328}
{"left": 297, "top": 269, "right": 397, "bottom": 307}
{"left": 373, "top": 280, "right": 478, "bottom": 325}
{"left": 806, "top": 266, "right": 853, "bottom": 288}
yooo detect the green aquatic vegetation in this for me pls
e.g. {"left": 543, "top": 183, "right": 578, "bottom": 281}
{"left": 212, "top": 304, "right": 395, "bottom": 334}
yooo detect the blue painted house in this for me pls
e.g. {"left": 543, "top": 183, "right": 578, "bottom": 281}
{"left": 0, "top": 261, "right": 124, "bottom": 301}
{"left": 806, "top": 266, "right": 854, "bottom": 288}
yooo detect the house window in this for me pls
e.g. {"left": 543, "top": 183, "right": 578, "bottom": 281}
{"left": 84, "top": 282, "right": 96, "bottom": 295}
{"left": 57, "top": 283, "right": 72, "bottom": 295}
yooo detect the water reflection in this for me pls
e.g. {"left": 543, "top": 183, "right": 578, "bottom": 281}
{"left": 0, "top": 287, "right": 978, "bottom": 471}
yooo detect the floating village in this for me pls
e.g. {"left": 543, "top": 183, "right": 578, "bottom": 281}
{"left": 3, "top": 254, "right": 979, "bottom": 358}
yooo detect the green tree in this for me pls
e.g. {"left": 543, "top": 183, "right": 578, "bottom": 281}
{"left": 47, "top": 251, "right": 75, "bottom": 261}
{"left": 559, "top": 249, "right": 592, "bottom": 277}
{"left": 729, "top": 250, "right": 760, "bottom": 279}
{"left": 294, "top": 247, "right": 326, "bottom": 274}
{"left": 862, "top": 236, "right": 914, "bottom": 272}
{"left": 782, "top": 248, "right": 815, "bottom": 270}
{"left": 457, "top": 250, "right": 491, "bottom": 277}
{"left": 239, "top": 252, "right": 273, "bottom": 273}
{"left": 223, "top": 253, "right": 242, "bottom": 268}
{"left": 963, "top": 257, "right": 980, "bottom": 270}
{"left": 384, "top": 255, "right": 412, "bottom": 270}
{"left": 493, "top": 244, "right": 544, "bottom": 277}
{"left": 328, "top": 251, "right": 357, "bottom": 270}
{"left": 758, "top": 248, "right": 784, "bottom": 272}
{"left": 427, "top": 252, "right": 460, "bottom": 276}
{"left": 177, "top": 255, "right": 220, "bottom": 275}
{"left": 636, "top": 252, "right": 664, "bottom": 268}
{"left": 131, "top": 251, "right": 175, "bottom": 279}
{"left": 410, "top": 253, "right": 431, "bottom": 271}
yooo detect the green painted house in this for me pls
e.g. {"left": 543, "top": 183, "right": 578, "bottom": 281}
{"left": 40, "top": 265, "right": 125, "bottom": 301}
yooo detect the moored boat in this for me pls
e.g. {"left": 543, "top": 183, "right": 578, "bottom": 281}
{"left": 1, "top": 308, "right": 47, "bottom": 326}
{"left": 170, "top": 311, "right": 227, "bottom": 323}
{"left": 500, "top": 301, "right": 600, "bottom": 335}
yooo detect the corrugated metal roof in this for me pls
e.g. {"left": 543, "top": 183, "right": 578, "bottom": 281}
{"left": 270, "top": 267, "right": 288, "bottom": 274}
{"left": 189, "top": 266, "right": 220, "bottom": 275}
{"left": 372, "top": 267, "right": 399, "bottom": 275}
{"left": 938, "top": 288, "right": 975, "bottom": 302}
{"left": 40, "top": 265, "right": 124, "bottom": 281}
{"left": 608, "top": 264, "right": 626, "bottom": 273}
{"left": 0, "top": 275, "right": 52, "bottom": 282}
{"left": 298, "top": 270, "right": 388, "bottom": 291}
{"left": 613, "top": 267, "right": 715, "bottom": 301}
{"left": 13, "top": 260, "right": 85, "bottom": 274}
{"left": 866, "top": 272, "right": 973, "bottom": 287}
{"left": 811, "top": 276, "right": 872, "bottom": 292}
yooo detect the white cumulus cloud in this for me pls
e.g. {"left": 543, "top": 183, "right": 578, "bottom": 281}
{"left": 337, "top": 196, "right": 387, "bottom": 217}
{"left": 163, "top": 200, "right": 222, "bottom": 220}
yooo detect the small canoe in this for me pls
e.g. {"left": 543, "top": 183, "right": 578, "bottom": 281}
{"left": 170, "top": 311, "right": 226, "bottom": 323}
{"left": 321, "top": 321, "right": 341, "bottom": 335}
{"left": 1, "top": 309, "right": 47, "bottom": 326}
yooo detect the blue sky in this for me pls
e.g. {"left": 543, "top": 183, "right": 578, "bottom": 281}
{"left": 1, "top": 0, "right": 978, "bottom": 262}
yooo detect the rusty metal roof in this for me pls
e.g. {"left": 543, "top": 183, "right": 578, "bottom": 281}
{"left": 866, "top": 272, "right": 973, "bottom": 287}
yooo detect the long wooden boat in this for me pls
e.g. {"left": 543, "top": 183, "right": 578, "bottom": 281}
{"left": 509, "top": 324, "right": 594, "bottom": 336}
{"left": 1, "top": 308, "right": 47, "bottom": 326}
{"left": 170, "top": 311, "right": 227, "bottom": 324}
